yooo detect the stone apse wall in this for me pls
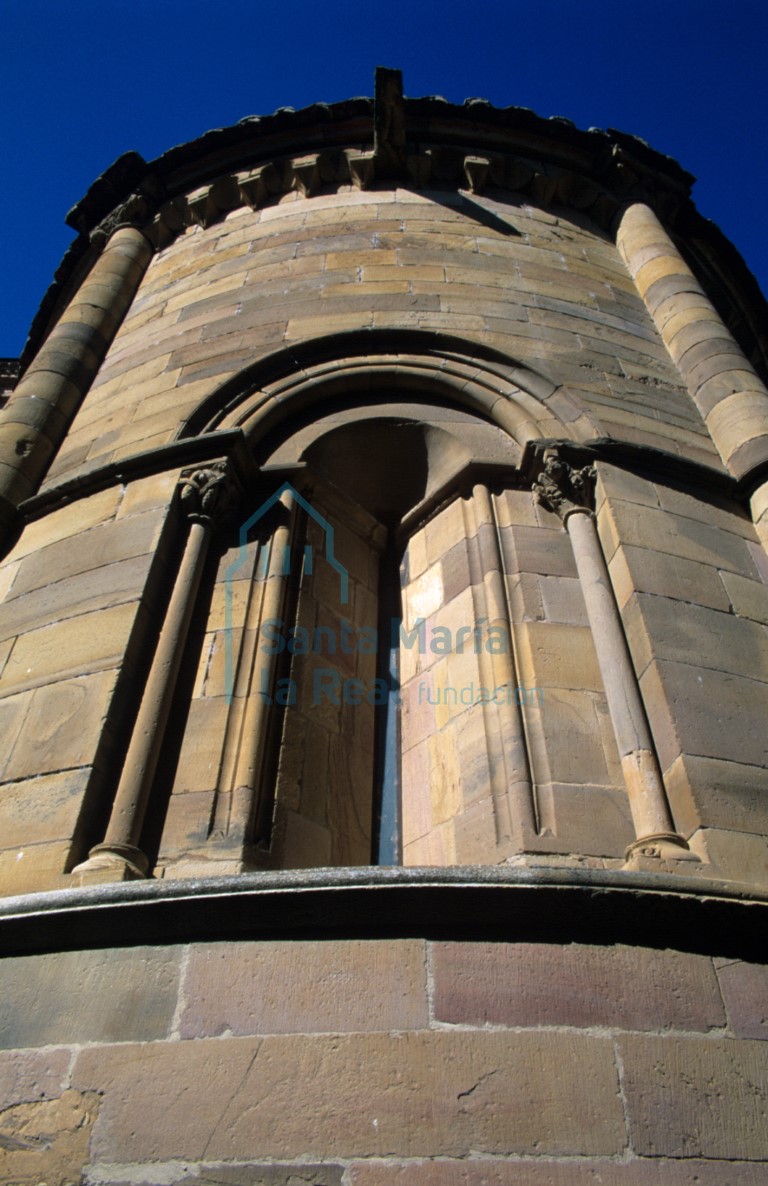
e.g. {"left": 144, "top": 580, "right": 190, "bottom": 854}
{"left": 0, "top": 71, "right": 767, "bottom": 1182}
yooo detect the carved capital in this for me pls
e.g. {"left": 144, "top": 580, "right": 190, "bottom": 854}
{"left": 532, "top": 452, "right": 596, "bottom": 521}
{"left": 90, "top": 191, "right": 156, "bottom": 248}
{"left": 178, "top": 460, "right": 240, "bottom": 526}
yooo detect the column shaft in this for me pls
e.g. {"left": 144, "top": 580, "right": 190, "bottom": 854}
{"left": 72, "top": 462, "right": 235, "bottom": 882}
{"left": 228, "top": 503, "right": 294, "bottom": 843}
{"left": 566, "top": 509, "right": 677, "bottom": 842}
{"left": 615, "top": 202, "right": 768, "bottom": 487}
{"left": 533, "top": 452, "right": 694, "bottom": 860}
{"left": 0, "top": 226, "right": 152, "bottom": 529}
{"left": 102, "top": 519, "right": 211, "bottom": 861}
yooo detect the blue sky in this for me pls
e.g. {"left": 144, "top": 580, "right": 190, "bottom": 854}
{"left": 1, "top": 0, "right": 766, "bottom": 358}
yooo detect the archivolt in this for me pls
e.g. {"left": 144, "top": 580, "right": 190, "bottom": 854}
{"left": 177, "top": 329, "right": 598, "bottom": 449}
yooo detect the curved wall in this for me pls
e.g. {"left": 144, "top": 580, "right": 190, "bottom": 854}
{"left": 0, "top": 75, "right": 767, "bottom": 1179}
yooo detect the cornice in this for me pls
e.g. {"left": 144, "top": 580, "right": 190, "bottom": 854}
{"left": 18, "top": 69, "right": 768, "bottom": 387}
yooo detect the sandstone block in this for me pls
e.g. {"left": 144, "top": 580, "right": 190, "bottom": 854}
{"left": 719, "top": 570, "right": 768, "bottom": 623}
{"left": 179, "top": 939, "right": 428, "bottom": 1038}
{"left": 622, "top": 592, "right": 768, "bottom": 683}
{"left": 99, "top": 1166, "right": 346, "bottom": 1186}
{"left": 158, "top": 789, "right": 217, "bottom": 854}
{"left": 0, "top": 1048, "right": 71, "bottom": 1108}
{"left": 0, "top": 1088, "right": 100, "bottom": 1186}
{"left": 116, "top": 469, "right": 180, "bottom": 519}
{"left": 348, "top": 1159, "right": 768, "bottom": 1185}
{"left": 640, "top": 659, "right": 768, "bottom": 772}
{"left": 654, "top": 483, "right": 755, "bottom": 540}
{"left": 608, "top": 543, "right": 731, "bottom": 613}
{"left": 0, "top": 946, "right": 182, "bottom": 1048}
{"left": 664, "top": 752, "right": 768, "bottom": 836}
{"left": 600, "top": 498, "right": 758, "bottom": 577}
{"left": 0, "top": 555, "right": 151, "bottom": 644}
{"left": 73, "top": 1030, "right": 625, "bottom": 1161}
{"left": 0, "top": 602, "right": 136, "bottom": 695}
{"left": 498, "top": 524, "right": 577, "bottom": 578}
{"left": 0, "top": 768, "right": 90, "bottom": 849}
{"left": 538, "top": 574, "right": 588, "bottom": 623}
{"left": 0, "top": 840, "right": 71, "bottom": 894}
{"left": 431, "top": 941, "right": 723, "bottom": 1031}
{"left": 619, "top": 1034, "right": 768, "bottom": 1158}
{"left": 695, "top": 369, "right": 768, "bottom": 417}
{"left": 547, "top": 781, "right": 631, "bottom": 854}
{"left": 717, "top": 960, "right": 768, "bottom": 1040}
{"left": 595, "top": 463, "right": 659, "bottom": 509}
{"left": 694, "top": 826, "right": 768, "bottom": 886}
{"left": 8, "top": 506, "right": 163, "bottom": 599}
{"left": 516, "top": 622, "right": 603, "bottom": 691}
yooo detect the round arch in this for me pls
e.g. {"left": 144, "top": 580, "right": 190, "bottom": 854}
{"left": 177, "top": 329, "right": 599, "bottom": 450}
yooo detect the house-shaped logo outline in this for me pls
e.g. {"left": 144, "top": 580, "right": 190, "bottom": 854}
{"left": 223, "top": 481, "right": 350, "bottom": 702}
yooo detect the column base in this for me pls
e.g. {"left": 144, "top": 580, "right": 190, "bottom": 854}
{"left": 623, "top": 832, "right": 700, "bottom": 869}
{"left": 70, "top": 844, "right": 149, "bottom": 886}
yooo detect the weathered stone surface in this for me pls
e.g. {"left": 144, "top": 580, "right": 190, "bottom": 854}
{"left": 347, "top": 1159, "right": 768, "bottom": 1184}
{"left": 499, "top": 524, "right": 577, "bottom": 578}
{"left": 0, "top": 768, "right": 89, "bottom": 848}
{"left": 0, "top": 601, "right": 137, "bottom": 694}
{"left": 0, "top": 840, "right": 71, "bottom": 893}
{"left": 431, "top": 942, "right": 724, "bottom": 1030}
{"left": 96, "top": 1166, "right": 346, "bottom": 1186}
{"left": 1, "top": 669, "right": 119, "bottom": 780}
{"left": 664, "top": 752, "right": 768, "bottom": 836}
{"left": 608, "top": 542, "right": 731, "bottom": 612}
{"left": 0, "top": 1048, "right": 71, "bottom": 1107}
{"left": 73, "top": 1031, "right": 625, "bottom": 1161}
{"left": 623, "top": 592, "right": 768, "bottom": 682}
{"left": 619, "top": 1034, "right": 768, "bottom": 1158}
{"left": 599, "top": 497, "right": 758, "bottom": 577}
{"left": 717, "top": 960, "right": 768, "bottom": 1040}
{"left": 0, "top": 1088, "right": 100, "bottom": 1186}
{"left": 516, "top": 622, "right": 603, "bottom": 691}
{"left": 719, "top": 569, "right": 768, "bottom": 623}
{"left": 538, "top": 574, "right": 589, "bottom": 623}
{"left": 695, "top": 826, "right": 768, "bottom": 886}
{"left": 0, "top": 553, "right": 153, "bottom": 643}
{"left": 653, "top": 483, "right": 756, "bottom": 539}
{"left": 6, "top": 506, "right": 163, "bottom": 600}
{"left": 0, "top": 947, "right": 182, "bottom": 1048}
{"left": 179, "top": 939, "right": 428, "bottom": 1037}
{"left": 546, "top": 782, "right": 632, "bottom": 855}
{"left": 158, "top": 789, "right": 217, "bottom": 854}
{"left": 640, "top": 659, "right": 768, "bottom": 772}
{"left": 2, "top": 484, "right": 123, "bottom": 565}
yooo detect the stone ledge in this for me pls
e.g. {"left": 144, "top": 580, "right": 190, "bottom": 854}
{"left": 0, "top": 865, "right": 766, "bottom": 959}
